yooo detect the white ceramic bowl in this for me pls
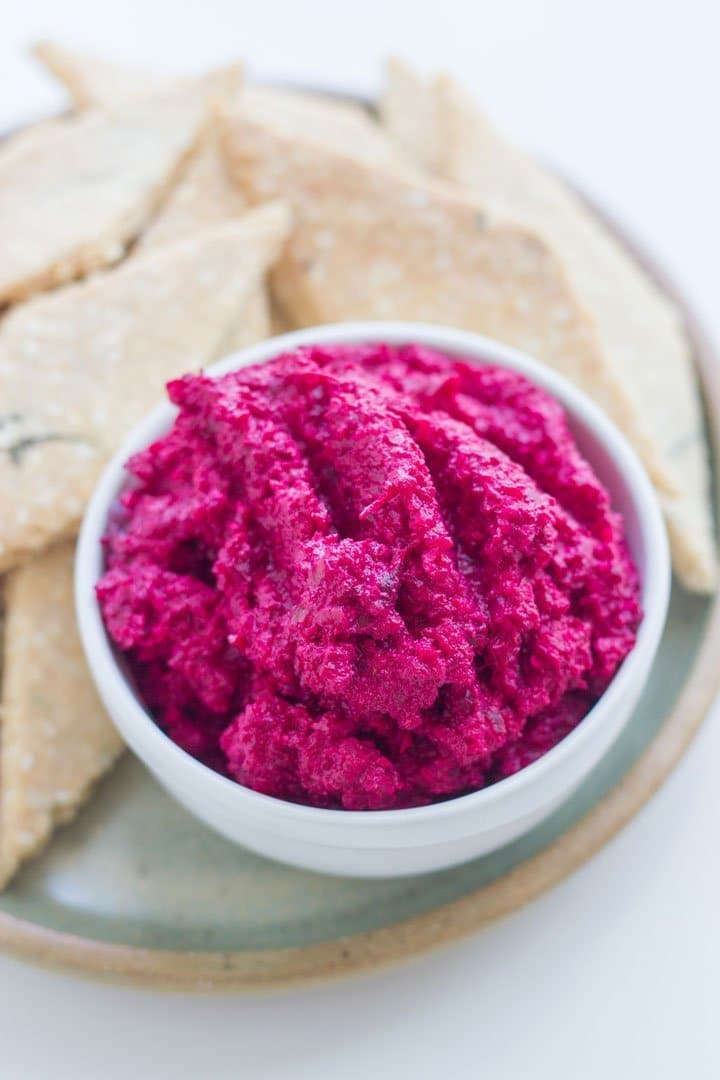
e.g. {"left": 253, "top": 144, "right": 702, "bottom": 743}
{"left": 76, "top": 322, "right": 670, "bottom": 878}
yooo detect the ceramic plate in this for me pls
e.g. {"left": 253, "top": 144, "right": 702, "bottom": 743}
{"left": 0, "top": 102, "right": 718, "bottom": 991}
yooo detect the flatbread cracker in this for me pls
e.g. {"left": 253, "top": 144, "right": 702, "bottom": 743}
{"left": 33, "top": 42, "right": 243, "bottom": 111}
{"left": 33, "top": 41, "right": 172, "bottom": 106}
{"left": 0, "top": 89, "right": 213, "bottom": 305}
{"left": 240, "top": 86, "right": 407, "bottom": 168}
{"left": 379, "top": 56, "right": 444, "bottom": 173}
{"left": 138, "top": 123, "right": 248, "bottom": 251}
{"left": 218, "top": 286, "right": 272, "bottom": 354}
{"left": 381, "top": 62, "right": 716, "bottom": 592}
{"left": 136, "top": 108, "right": 275, "bottom": 360}
{"left": 0, "top": 202, "right": 291, "bottom": 572}
{"left": 0, "top": 542, "right": 124, "bottom": 889}
{"left": 223, "top": 116, "right": 662, "bottom": 481}
{"left": 137, "top": 122, "right": 273, "bottom": 363}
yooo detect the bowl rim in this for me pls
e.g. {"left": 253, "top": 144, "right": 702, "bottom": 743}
{"left": 75, "top": 320, "right": 671, "bottom": 829}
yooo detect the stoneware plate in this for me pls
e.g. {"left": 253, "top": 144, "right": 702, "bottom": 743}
{"left": 0, "top": 95, "right": 718, "bottom": 991}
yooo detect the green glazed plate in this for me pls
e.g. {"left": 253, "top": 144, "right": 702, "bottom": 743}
{"left": 0, "top": 109, "right": 717, "bottom": 992}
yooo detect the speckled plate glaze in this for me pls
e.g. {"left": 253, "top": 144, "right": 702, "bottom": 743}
{"left": 0, "top": 101, "right": 718, "bottom": 991}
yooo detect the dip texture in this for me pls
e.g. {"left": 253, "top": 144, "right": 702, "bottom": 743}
{"left": 97, "top": 344, "right": 642, "bottom": 809}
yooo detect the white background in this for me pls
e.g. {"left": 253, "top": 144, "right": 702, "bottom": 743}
{"left": 1, "top": 1, "right": 719, "bottom": 1076}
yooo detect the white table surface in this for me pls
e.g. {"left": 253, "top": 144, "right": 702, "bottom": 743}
{"left": 1, "top": 1, "right": 719, "bottom": 1076}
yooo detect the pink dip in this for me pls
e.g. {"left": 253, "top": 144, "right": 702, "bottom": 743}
{"left": 97, "top": 344, "right": 642, "bottom": 810}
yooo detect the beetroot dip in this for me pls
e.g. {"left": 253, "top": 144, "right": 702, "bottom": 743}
{"left": 97, "top": 344, "right": 642, "bottom": 810}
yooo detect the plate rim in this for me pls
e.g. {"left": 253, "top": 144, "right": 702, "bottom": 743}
{"left": 0, "top": 123, "right": 717, "bottom": 992}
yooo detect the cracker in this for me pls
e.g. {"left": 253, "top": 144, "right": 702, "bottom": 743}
{"left": 223, "top": 116, "right": 663, "bottom": 484}
{"left": 138, "top": 120, "right": 273, "bottom": 363}
{"left": 33, "top": 42, "right": 243, "bottom": 110}
{"left": 0, "top": 88, "right": 212, "bottom": 305}
{"left": 33, "top": 41, "right": 172, "bottom": 106}
{"left": 0, "top": 202, "right": 291, "bottom": 572}
{"left": 138, "top": 123, "right": 248, "bottom": 251}
{"left": 381, "top": 62, "right": 716, "bottom": 592}
{"left": 240, "top": 86, "right": 407, "bottom": 168}
{"left": 218, "top": 286, "right": 272, "bottom": 354}
{"left": 378, "top": 57, "right": 444, "bottom": 173}
{"left": 0, "top": 542, "right": 124, "bottom": 889}
{"left": 129, "top": 73, "right": 247, "bottom": 255}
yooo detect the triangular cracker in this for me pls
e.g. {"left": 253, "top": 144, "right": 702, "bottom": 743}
{"left": 240, "top": 86, "right": 407, "bottom": 168}
{"left": 218, "top": 286, "right": 272, "bottom": 354}
{"left": 130, "top": 68, "right": 246, "bottom": 253}
{"left": 137, "top": 123, "right": 248, "bottom": 251}
{"left": 0, "top": 202, "right": 291, "bottom": 572}
{"left": 135, "top": 109, "right": 276, "bottom": 361}
{"left": 33, "top": 42, "right": 244, "bottom": 111}
{"left": 223, "top": 115, "right": 663, "bottom": 483}
{"left": 379, "top": 56, "right": 445, "bottom": 173}
{"left": 0, "top": 88, "right": 220, "bottom": 305}
{"left": 381, "top": 62, "right": 716, "bottom": 592}
{"left": 138, "top": 130, "right": 273, "bottom": 358}
{"left": 0, "top": 542, "right": 124, "bottom": 889}
{"left": 0, "top": 89, "right": 225, "bottom": 306}
{"left": 34, "top": 41, "right": 172, "bottom": 106}
{"left": 140, "top": 158, "right": 271, "bottom": 360}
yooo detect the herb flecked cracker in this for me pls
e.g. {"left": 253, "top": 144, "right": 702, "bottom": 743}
{"left": 0, "top": 542, "right": 124, "bottom": 889}
{"left": 0, "top": 202, "right": 291, "bottom": 572}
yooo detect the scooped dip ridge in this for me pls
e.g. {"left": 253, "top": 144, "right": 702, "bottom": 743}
{"left": 97, "top": 343, "right": 642, "bottom": 810}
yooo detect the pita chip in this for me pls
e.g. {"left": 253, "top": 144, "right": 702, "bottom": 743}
{"left": 224, "top": 116, "right": 663, "bottom": 477}
{"left": 381, "top": 61, "right": 716, "bottom": 592}
{"left": 0, "top": 202, "right": 291, "bottom": 572}
{"left": 0, "top": 543, "right": 124, "bottom": 888}
{"left": 0, "top": 89, "right": 214, "bottom": 305}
